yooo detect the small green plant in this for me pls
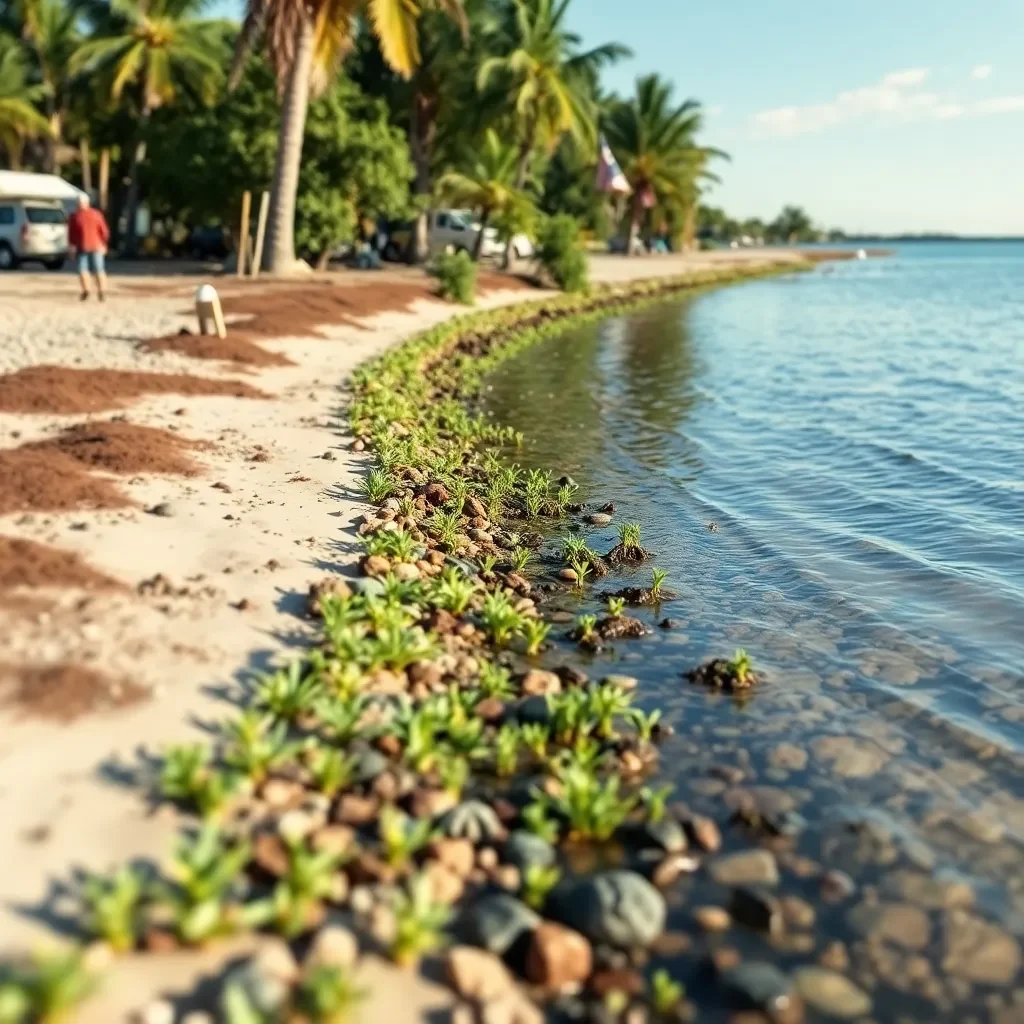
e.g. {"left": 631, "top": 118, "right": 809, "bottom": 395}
{"left": 294, "top": 965, "right": 368, "bottom": 1023}
{"left": 520, "top": 723, "right": 550, "bottom": 761}
{"left": 508, "top": 546, "right": 531, "bottom": 573}
{"left": 524, "top": 468, "right": 551, "bottom": 517}
{"left": 542, "top": 763, "right": 638, "bottom": 842}
{"left": 640, "top": 784, "right": 674, "bottom": 824}
{"left": 364, "top": 469, "right": 394, "bottom": 503}
{"left": 427, "top": 566, "right": 476, "bottom": 614}
{"left": 561, "top": 533, "right": 589, "bottom": 562}
{"left": 576, "top": 614, "right": 598, "bottom": 641}
{"left": 379, "top": 805, "right": 436, "bottom": 869}
{"left": 254, "top": 661, "right": 323, "bottom": 723}
{"left": 626, "top": 706, "right": 662, "bottom": 744}
{"left": 434, "top": 249, "right": 477, "bottom": 305}
{"left": 444, "top": 718, "right": 488, "bottom": 760}
{"left": 555, "top": 483, "right": 577, "bottom": 514}
{"left": 437, "top": 752, "right": 470, "bottom": 798}
{"left": 606, "top": 596, "right": 626, "bottom": 618}
{"left": 478, "top": 591, "right": 524, "bottom": 646}
{"left": 650, "top": 969, "right": 685, "bottom": 1014}
{"left": 728, "top": 648, "right": 754, "bottom": 685}
{"left": 82, "top": 866, "right": 146, "bottom": 953}
{"left": 363, "top": 527, "right": 418, "bottom": 563}
{"left": 315, "top": 694, "right": 370, "bottom": 746}
{"left": 477, "top": 552, "right": 498, "bottom": 576}
{"left": 159, "top": 744, "right": 235, "bottom": 819}
{"left": 429, "top": 507, "right": 462, "bottom": 547}
{"left": 522, "top": 864, "right": 561, "bottom": 910}
{"left": 365, "top": 625, "right": 439, "bottom": 672}
{"left": 389, "top": 873, "right": 452, "bottom": 968}
{"left": 650, "top": 568, "right": 669, "bottom": 600}
{"left": 522, "top": 800, "right": 560, "bottom": 844}
{"left": 1, "top": 951, "right": 99, "bottom": 1024}
{"left": 538, "top": 213, "right": 589, "bottom": 293}
{"left": 568, "top": 557, "right": 592, "bottom": 589}
{"left": 266, "top": 839, "right": 342, "bottom": 939}
{"left": 618, "top": 522, "right": 642, "bottom": 549}
{"left": 493, "top": 724, "right": 521, "bottom": 778}
{"left": 520, "top": 618, "right": 550, "bottom": 657}
{"left": 223, "top": 711, "right": 302, "bottom": 784}
{"left": 478, "top": 661, "right": 515, "bottom": 700}
{"left": 308, "top": 747, "right": 356, "bottom": 798}
{"left": 589, "top": 682, "right": 632, "bottom": 740}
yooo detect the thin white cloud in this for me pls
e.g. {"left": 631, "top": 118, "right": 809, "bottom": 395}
{"left": 751, "top": 67, "right": 1024, "bottom": 136}
{"left": 971, "top": 64, "right": 993, "bottom": 80}
{"left": 707, "top": 104, "right": 725, "bottom": 118}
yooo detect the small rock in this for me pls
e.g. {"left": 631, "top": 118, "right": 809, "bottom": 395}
{"left": 350, "top": 576, "right": 386, "bottom": 598}
{"left": 147, "top": 502, "right": 176, "bottom": 517}
{"left": 729, "top": 887, "right": 783, "bottom": 935}
{"left": 548, "top": 871, "right": 666, "bottom": 949}
{"left": 942, "top": 910, "right": 1021, "bottom": 984}
{"left": 261, "top": 777, "right": 303, "bottom": 808}
{"left": 431, "top": 838, "right": 476, "bottom": 879}
{"left": 651, "top": 854, "right": 699, "bottom": 888}
{"left": 818, "top": 941, "right": 849, "bottom": 972}
{"left": 694, "top": 906, "right": 731, "bottom": 932}
{"left": 601, "top": 674, "right": 639, "bottom": 692}
{"left": 277, "top": 808, "right": 320, "bottom": 843}
{"left": 252, "top": 833, "right": 290, "bottom": 878}
{"left": 322, "top": 450, "right": 336, "bottom": 460}
{"left": 722, "top": 962, "right": 795, "bottom": 1018}
{"left": 769, "top": 744, "right": 808, "bottom": 772}
{"left": 335, "top": 794, "right": 378, "bottom": 826}
{"left": 684, "top": 814, "right": 722, "bottom": 853}
{"left": 479, "top": 993, "right": 544, "bottom": 1024}
{"left": 426, "top": 861, "right": 466, "bottom": 904}
{"left": 475, "top": 697, "right": 506, "bottom": 723}
{"left": 558, "top": 568, "right": 578, "bottom": 582}
{"left": 813, "top": 735, "right": 889, "bottom": 778}
{"left": 588, "top": 513, "right": 613, "bottom": 526}
{"left": 709, "top": 850, "right": 779, "bottom": 887}
{"left": 848, "top": 901, "right": 931, "bottom": 950}
{"left": 588, "top": 967, "right": 646, "bottom": 998}
{"left": 458, "top": 893, "right": 540, "bottom": 956}
{"left": 350, "top": 439, "right": 365, "bottom": 452}
{"left": 231, "top": 939, "right": 299, "bottom": 1014}
{"left": 447, "top": 945, "right": 517, "bottom": 1002}
{"left": 477, "top": 848, "right": 500, "bottom": 872}
{"left": 409, "top": 787, "right": 458, "bottom": 820}
{"left": 493, "top": 864, "right": 521, "bottom": 892}
{"left": 521, "top": 669, "right": 561, "bottom": 696}
{"left": 504, "top": 831, "right": 556, "bottom": 873}
{"left": 793, "top": 967, "right": 871, "bottom": 1019}
{"left": 306, "top": 925, "right": 358, "bottom": 972}
{"left": 353, "top": 747, "right": 391, "bottom": 784}
{"left": 442, "top": 801, "right": 507, "bottom": 843}
{"left": 368, "top": 904, "right": 397, "bottom": 946}
{"left": 780, "top": 896, "right": 816, "bottom": 930}
{"left": 181, "top": 1014, "right": 214, "bottom": 1024}
{"left": 393, "top": 561, "right": 421, "bottom": 581}
{"left": 820, "top": 869, "right": 856, "bottom": 902}
{"left": 526, "top": 922, "right": 593, "bottom": 990}
{"left": 639, "top": 817, "right": 687, "bottom": 854}
{"left": 362, "top": 554, "right": 391, "bottom": 578}
{"left": 133, "top": 1000, "right": 174, "bottom": 1024}
{"left": 516, "top": 696, "right": 553, "bottom": 727}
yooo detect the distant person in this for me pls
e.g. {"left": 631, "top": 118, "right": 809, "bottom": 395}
{"left": 67, "top": 194, "right": 109, "bottom": 302}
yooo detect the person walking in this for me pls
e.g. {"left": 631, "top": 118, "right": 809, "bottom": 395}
{"left": 67, "top": 194, "right": 109, "bottom": 301}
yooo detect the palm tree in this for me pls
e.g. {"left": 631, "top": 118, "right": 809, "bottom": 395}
{"left": 604, "top": 73, "right": 727, "bottom": 254}
{"left": 72, "top": 0, "right": 226, "bottom": 253}
{"left": 0, "top": 31, "right": 48, "bottom": 167}
{"left": 478, "top": 0, "right": 628, "bottom": 189}
{"left": 436, "top": 128, "right": 526, "bottom": 260}
{"left": 232, "top": 0, "right": 465, "bottom": 275}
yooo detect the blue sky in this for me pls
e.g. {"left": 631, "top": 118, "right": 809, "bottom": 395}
{"left": 570, "top": 0, "right": 1024, "bottom": 234}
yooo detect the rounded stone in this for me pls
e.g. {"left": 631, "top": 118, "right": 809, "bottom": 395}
{"left": 548, "top": 871, "right": 666, "bottom": 949}
{"left": 793, "top": 967, "right": 871, "bottom": 1019}
{"left": 458, "top": 893, "right": 541, "bottom": 956}
{"left": 504, "top": 831, "right": 557, "bottom": 872}
{"left": 441, "top": 800, "right": 506, "bottom": 843}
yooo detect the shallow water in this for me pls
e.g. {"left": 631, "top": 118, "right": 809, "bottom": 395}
{"left": 480, "top": 243, "right": 1024, "bottom": 1021}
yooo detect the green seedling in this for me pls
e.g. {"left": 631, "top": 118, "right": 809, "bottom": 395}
{"left": 650, "top": 568, "right": 669, "bottom": 600}
{"left": 437, "top": 752, "right": 470, "bottom": 798}
{"left": 546, "top": 689, "right": 595, "bottom": 748}
{"left": 380, "top": 573, "right": 423, "bottom": 606}
{"left": 364, "top": 469, "right": 394, "bottom": 503}
{"left": 520, "top": 723, "right": 550, "bottom": 761}
{"left": 266, "top": 839, "right": 342, "bottom": 939}
{"left": 363, "top": 527, "right": 418, "bottom": 563}
{"left": 542, "top": 763, "right": 638, "bottom": 843}
{"left": 650, "top": 969, "right": 685, "bottom": 1014}
{"left": 365, "top": 625, "right": 439, "bottom": 672}
{"left": 427, "top": 567, "right": 476, "bottom": 614}
{"left": 315, "top": 694, "right": 370, "bottom": 746}
{"left": 618, "top": 522, "right": 642, "bottom": 549}
{"left": 396, "top": 706, "right": 441, "bottom": 773}
{"left": 561, "top": 533, "right": 589, "bottom": 563}
{"left": 364, "top": 598, "right": 415, "bottom": 633}
{"left": 318, "top": 594, "right": 366, "bottom": 635}
{"left": 640, "top": 784, "right": 674, "bottom": 824}
{"left": 522, "top": 800, "right": 560, "bottom": 845}
{"left": 479, "top": 591, "right": 525, "bottom": 646}
{"left": 522, "top": 864, "right": 561, "bottom": 911}
{"left": 223, "top": 711, "right": 302, "bottom": 785}
{"left": 397, "top": 495, "right": 417, "bottom": 517}
{"left": 589, "top": 682, "right": 632, "bottom": 740}
{"left": 389, "top": 873, "right": 452, "bottom": 968}
{"left": 308, "top": 747, "right": 356, "bottom": 798}
{"left": 728, "top": 648, "right": 754, "bottom": 685}
{"left": 82, "top": 866, "right": 146, "bottom": 953}
{"left": 2, "top": 950, "right": 99, "bottom": 1024}
{"left": 508, "top": 546, "right": 532, "bottom": 573}
{"left": 254, "top": 661, "right": 323, "bottom": 723}
{"left": 159, "top": 744, "right": 235, "bottom": 819}
{"left": 569, "top": 557, "right": 592, "bottom": 589}
{"left": 521, "top": 618, "right": 551, "bottom": 657}
{"left": 380, "top": 805, "right": 436, "bottom": 869}
{"left": 444, "top": 718, "right": 488, "bottom": 760}
{"left": 478, "top": 661, "right": 515, "bottom": 700}
{"left": 606, "top": 596, "right": 626, "bottom": 618}
{"left": 429, "top": 508, "right": 462, "bottom": 547}
{"left": 576, "top": 614, "right": 598, "bottom": 640}
{"left": 477, "top": 553, "right": 499, "bottom": 576}
{"left": 626, "top": 707, "right": 662, "bottom": 744}
{"left": 555, "top": 483, "right": 577, "bottom": 514}
{"left": 493, "top": 724, "right": 521, "bottom": 778}
{"left": 294, "top": 965, "right": 368, "bottom": 1023}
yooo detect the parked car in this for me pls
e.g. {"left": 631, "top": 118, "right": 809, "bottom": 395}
{"left": 0, "top": 198, "right": 67, "bottom": 270}
{"left": 183, "top": 225, "right": 231, "bottom": 260}
{"left": 383, "top": 209, "right": 533, "bottom": 262}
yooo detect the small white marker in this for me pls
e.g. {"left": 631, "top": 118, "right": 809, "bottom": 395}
{"left": 195, "top": 283, "right": 227, "bottom": 338}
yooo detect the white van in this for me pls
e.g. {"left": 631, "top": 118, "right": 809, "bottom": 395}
{"left": 0, "top": 198, "right": 68, "bottom": 270}
{"left": 385, "top": 209, "right": 534, "bottom": 262}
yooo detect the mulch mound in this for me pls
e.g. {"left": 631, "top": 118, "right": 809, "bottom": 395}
{"left": 0, "top": 661, "right": 146, "bottom": 722}
{"left": 25, "top": 420, "right": 211, "bottom": 476}
{"left": 139, "top": 331, "right": 294, "bottom": 368}
{"left": 0, "top": 447, "right": 131, "bottom": 516}
{"left": 0, "top": 536, "right": 123, "bottom": 591}
{"left": 0, "top": 366, "right": 268, "bottom": 415}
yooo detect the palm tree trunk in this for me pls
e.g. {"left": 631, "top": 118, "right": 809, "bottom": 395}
{"left": 503, "top": 119, "right": 536, "bottom": 268}
{"left": 265, "top": 9, "right": 316, "bottom": 275}
{"left": 410, "top": 89, "right": 437, "bottom": 264}
{"left": 43, "top": 95, "right": 60, "bottom": 174}
{"left": 473, "top": 209, "right": 491, "bottom": 261}
{"left": 123, "top": 104, "right": 152, "bottom": 257}
{"left": 626, "top": 189, "right": 643, "bottom": 257}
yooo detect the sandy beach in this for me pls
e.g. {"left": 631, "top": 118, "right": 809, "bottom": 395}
{"left": 0, "top": 249, "right": 808, "bottom": 1019}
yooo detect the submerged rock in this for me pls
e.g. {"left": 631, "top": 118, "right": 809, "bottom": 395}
{"left": 504, "top": 831, "right": 557, "bottom": 872}
{"left": 548, "top": 870, "right": 666, "bottom": 948}
{"left": 458, "top": 893, "right": 540, "bottom": 956}
{"left": 442, "top": 800, "right": 506, "bottom": 843}
{"left": 708, "top": 850, "right": 779, "bottom": 887}
{"left": 793, "top": 967, "right": 871, "bottom": 1019}
{"left": 721, "top": 962, "right": 796, "bottom": 1019}
{"left": 941, "top": 910, "right": 1022, "bottom": 984}
{"left": 525, "top": 922, "right": 593, "bottom": 989}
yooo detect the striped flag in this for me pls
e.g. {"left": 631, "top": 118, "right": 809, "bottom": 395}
{"left": 596, "top": 134, "right": 632, "bottom": 195}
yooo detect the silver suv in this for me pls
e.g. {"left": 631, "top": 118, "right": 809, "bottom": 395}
{"left": 0, "top": 199, "right": 68, "bottom": 270}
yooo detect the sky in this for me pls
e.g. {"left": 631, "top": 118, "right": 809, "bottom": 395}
{"left": 569, "top": 0, "right": 1024, "bottom": 235}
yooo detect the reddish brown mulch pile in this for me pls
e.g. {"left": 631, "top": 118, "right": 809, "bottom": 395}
{"left": 0, "top": 448, "right": 131, "bottom": 516}
{"left": 0, "top": 536, "right": 123, "bottom": 591}
{"left": 25, "top": 420, "right": 211, "bottom": 476}
{"left": 0, "top": 662, "right": 146, "bottom": 722}
{"left": 0, "top": 366, "right": 268, "bottom": 415}
{"left": 139, "top": 331, "right": 294, "bottom": 368}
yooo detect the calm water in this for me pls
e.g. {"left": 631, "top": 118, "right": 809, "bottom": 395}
{"left": 481, "top": 243, "right": 1024, "bottom": 1020}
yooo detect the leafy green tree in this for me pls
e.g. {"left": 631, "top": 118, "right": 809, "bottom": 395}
{"left": 232, "top": 0, "right": 464, "bottom": 274}
{"left": 0, "top": 30, "right": 48, "bottom": 166}
{"left": 72, "top": 0, "right": 228, "bottom": 252}
{"left": 768, "top": 204, "right": 814, "bottom": 243}
{"left": 604, "top": 73, "right": 726, "bottom": 254}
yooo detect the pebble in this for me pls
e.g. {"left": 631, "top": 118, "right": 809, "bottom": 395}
{"left": 305, "top": 925, "right": 358, "bottom": 972}
{"left": 793, "top": 967, "right": 871, "bottom": 1019}
{"left": 781, "top": 895, "right": 816, "bottom": 930}
{"left": 446, "top": 946, "right": 516, "bottom": 1002}
{"left": 133, "top": 1001, "right": 174, "bottom": 1024}
{"left": 722, "top": 962, "right": 797, "bottom": 1019}
{"left": 812, "top": 735, "right": 889, "bottom": 778}
{"left": 479, "top": 993, "right": 543, "bottom": 1024}
{"left": 426, "top": 862, "right": 466, "bottom": 904}
{"left": 684, "top": 814, "right": 722, "bottom": 853}
{"left": 548, "top": 871, "right": 666, "bottom": 949}
{"left": 588, "top": 513, "right": 613, "bottom": 526}
{"left": 393, "top": 561, "right": 421, "bottom": 581}
{"left": 504, "top": 831, "right": 557, "bottom": 873}
{"left": 558, "top": 568, "right": 578, "bottom": 582}
{"left": 821, "top": 869, "right": 856, "bottom": 902}
{"left": 768, "top": 744, "right": 808, "bottom": 772}
{"left": 493, "top": 864, "right": 521, "bottom": 892}
{"left": 694, "top": 906, "right": 732, "bottom": 932}
{"left": 639, "top": 817, "right": 687, "bottom": 853}
{"left": 942, "top": 910, "right": 1022, "bottom": 984}
{"left": 146, "top": 502, "right": 176, "bottom": 517}
{"left": 729, "top": 887, "right": 783, "bottom": 935}
{"left": 708, "top": 850, "right": 779, "bottom": 887}
{"left": 847, "top": 901, "right": 931, "bottom": 950}
{"left": 526, "top": 922, "right": 593, "bottom": 990}
{"left": 458, "top": 893, "right": 540, "bottom": 956}
{"left": 431, "top": 838, "right": 477, "bottom": 879}
{"left": 521, "top": 669, "right": 562, "bottom": 696}
{"left": 602, "top": 674, "right": 639, "bottom": 692}
{"left": 442, "top": 800, "right": 507, "bottom": 843}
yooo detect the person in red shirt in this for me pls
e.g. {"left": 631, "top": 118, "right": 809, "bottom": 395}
{"left": 67, "top": 194, "right": 109, "bottom": 301}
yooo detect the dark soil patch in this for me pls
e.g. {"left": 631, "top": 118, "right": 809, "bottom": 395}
{"left": 0, "top": 536, "right": 123, "bottom": 591}
{"left": 597, "top": 614, "right": 648, "bottom": 640}
{"left": 685, "top": 658, "right": 760, "bottom": 692}
{"left": 0, "top": 448, "right": 131, "bottom": 516}
{"left": 0, "top": 662, "right": 146, "bottom": 722}
{"left": 139, "top": 331, "right": 294, "bottom": 368}
{"left": 0, "top": 366, "right": 268, "bottom": 414}
{"left": 606, "top": 543, "right": 652, "bottom": 565}
{"left": 24, "top": 420, "right": 211, "bottom": 476}
{"left": 605, "top": 586, "right": 679, "bottom": 606}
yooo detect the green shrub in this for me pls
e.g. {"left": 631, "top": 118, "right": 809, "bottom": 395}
{"left": 538, "top": 214, "right": 589, "bottom": 293}
{"left": 434, "top": 250, "right": 478, "bottom": 305}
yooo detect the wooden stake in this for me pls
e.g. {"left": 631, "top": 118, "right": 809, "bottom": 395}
{"left": 79, "top": 139, "right": 92, "bottom": 194}
{"left": 251, "top": 190, "right": 269, "bottom": 278}
{"left": 98, "top": 149, "right": 110, "bottom": 213}
{"left": 237, "top": 190, "right": 252, "bottom": 277}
